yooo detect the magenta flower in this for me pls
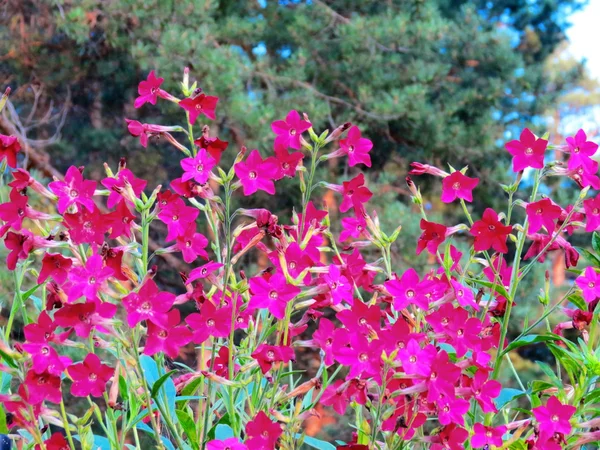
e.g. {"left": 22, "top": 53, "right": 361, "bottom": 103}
{"left": 48, "top": 166, "right": 97, "bottom": 214}
{"left": 470, "top": 208, "right": 512, "bottom": 253}
{"left": 41, "top": 433, "right": 71, "bottom": 450}
{"left": 467, "top": 371, "right": 501, "bottom": 413}
{"left": 339, "top": 125, "right": 373, "bottom": 167}
{"left": 106, "top": 200, "right": 136, "bottom": 239}
{"left": 398, "top": 340, "right": 436, "bottom": 377}
{"left": 194, "top": 135, "right": 229, "bottom": 164}
{"left": 172, "top": 223, "right": 209, "bottom": 263}
{"left": 246, "top": 411, "right": 284, "bottom": 449}
{"left": 441, "top": 171, "right": 479, "bottom": 203}
{"left": 416, "top": 219, "right": 448, "bottom": 255}
{"left": 0, "top": 134, "right": 21, "bottom": 168}
{"left": 333, "top": 333, "right": 381, "bottom": 379}
{"left": 24, "top": 369, "right": 62, "bottom": 404}
{"left": 158, "top": 196, "right": 199, "bottom": 241}
{"left": 54, "top": 301, "right": 116, "bottom": 338}
{"left": 67, "top": 255, "right": 113, "bottom": 303}
{"left": 576, "top": 266, "right": 600, "bottom": 303}
{"left": 271, "top": 110, "right": 311, "bottom": 150}
{"left": 134, "top": 71, "right": 166, "bottom": 108}
{"left": 4, "top": 230, "right": 34, "bottom": 270}
{"left": 186, "top": 261, "right": 223, "bottom": 284}
{"left": 180, "top": 148, "right": 217, "bottom": 184}
{"left": 234, "top": 150, "right": 279, "bottom": 196}
{"left": 101, "top": 168, "right": 147, "bottom": 209}
{"left": 337, "top": 300, "right": 381, "bottom": 334}
{"left": 206, "top": 438, "right": 247, "bottom": 450}
{"left": 312, "top": 318, "right": 337, "bottom": 366}
{"left": 122, "top": 279, "right": 175, "bottom": 328}
{"left": 0, "top": 189, "right": 52, "bottom": 231}
{"left": 145, "top": 309, "right": 192, "bottom": 358}
{"left": 339, "top": 216, "right": 367, "bottom": 241}
{"left": 248, "top": 273, "right": 301, "bottom": 319}
{"left": 67, "top": 353, "right": 113, "bottom": 397}
{"left": 273, "top": 144, "right": 304, "bottom": 179}
{"left": 251, "top": 344, "right": 295, "bottom": 374}
{"left": 505, "top": 128, "right": 548, "bottom": 172}
{"left": 179, "top": 93, "right": 219, "bottom": 123}
{"left": 533, "top": 396, "right": 576, "bottom": 440}
{"left": 185, "top": 300, "right": 232, "bottom": 344}
{"left": 323, "top": 264, "right": 353, "bottom": 305}
{"left": 437, "top": 395, "right": 470, "bottom": 426}
{"left": 386, "top": 268, "right": 427, "bottom": 310}
{"left": 584, "top": 195, "right": 600, "bottom": 232}
{"left": 526, "top": 198, "right": 562, "bottom": 234}
{"left": 566, "top": 129, "right": 598, "bottom": 170}
{"left": 38, "top": 253, "right": 73, "bottom": 285}
{"left": 320, "top": 380, "right": 349, "bottom": 415}
{"left": 339, "top": 173, "right": 373, "bottom": 214}
{"left": 471, "top": 423, "right": 506, "bottom": 448}
{"left": 451, "top": 279, "right": 479, "bottom": 310}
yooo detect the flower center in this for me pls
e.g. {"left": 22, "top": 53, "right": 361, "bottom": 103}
{"left": 282, "top": 162, "right": 290, "bottom": 169}
{"left": 589, "top": 282, "right": 595, "bottom": 288}
{"left": 141, "top": 302, "right": 151, "bottom": 311}
{"left": 525, "top": 147, "right": 533, "bottom": 155}
{"left": 536, "top": 208, "right": 543, "bottom": 215}
{"left": 89, "top": 277, "right": 96, "bottom": 285}
{"left": 289, "top": 129, "right": 296, "bottom": 136}
{"left": 457, "top": 329, "right": 464, "bottom": 336}
{"left": 266, "top": 350, "right": 275, "bottom": 359}
{"left": 409, "top": 355, "right": 417, "bottom": 363}
{"left": 89, "top": 373, "right": 98, "bottom": 381}
{"left": 486, "top": 431, "right": 493, "bottom": 438}
{"left": 158, "top": 330, "right": 167, "bottom": 338}
{"left": 594, "top": 208, "right": 600, "bottom": 215}
{"left": 359, "top": 353, "right": 368, "bottom": 362}
{"left": 172, "top": 215, "right": 179, "bottom": 221}
{"left": 249, "top": 171, "right": 257, "bottom": 179}
{"left": 202, "top": 268, "right": 208, "bottom": 275}
{"left": 195, "top": 104, "right": 203, "bottom": 110}
{"left": 348, "top": 145, "right": 355, "bottom": 153}
{"left": 359, "top": 318, "right": 367, "bottom": 325}
{"left": 70, "top": 189, "right": 79, "bottom": 198}
{"left": 551, "top": 414, "right": 559, "bottom": 422}
{"left": 269, "top": 290, "right": 278, "bottom": 299}
{"left": 452, "top": 182, "right": 460, "bottom": 190}
{"left": 207, "top": 319, "right": 215, "bottom": 327}
{"left": 289, "top": 261, "right": 296, "bottom": 269}
{"left": 406, "top": 289, "right": 415, "bottom": 298}
{"left": 574, "top": 147, "right": 580, "bottom": 153}
{"left": 196, "top": 164, "right": 204, "bottom": 172}
{"left": 488, "top": 224, "right": 496, "bottom": 230}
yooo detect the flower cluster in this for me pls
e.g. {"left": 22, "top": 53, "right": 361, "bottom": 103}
{"left": 0, "top": 70, "right": 599, "bottom": 450}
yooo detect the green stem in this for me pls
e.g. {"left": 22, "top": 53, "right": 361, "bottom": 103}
{"left": 60, "top": 399, "right": 77, "bottom": 450}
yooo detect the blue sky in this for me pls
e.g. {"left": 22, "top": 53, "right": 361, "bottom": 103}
{"left": 567, "top": 0, "right": 600, "bottom": 79}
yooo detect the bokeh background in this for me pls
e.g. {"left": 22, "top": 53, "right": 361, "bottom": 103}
{"left": 1, "top": 0, "right": 600, "bottom": 443}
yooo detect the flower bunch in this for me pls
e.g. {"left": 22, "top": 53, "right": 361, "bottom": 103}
{"left": 0, "top": 71, "right": 599, "bottom": 450}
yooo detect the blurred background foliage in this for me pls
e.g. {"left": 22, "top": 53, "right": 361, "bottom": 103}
{"left": 1, "top": 0, "right": 599, "bottom": 439}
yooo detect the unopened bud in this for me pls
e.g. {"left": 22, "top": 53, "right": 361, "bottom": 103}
{"left": 323, "top": 122, "right": 352, "bottom": 144}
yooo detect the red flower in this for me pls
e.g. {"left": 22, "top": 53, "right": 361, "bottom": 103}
{"left": 67, "top": 353, "right": 113, "bottom": 397}
{"left": 54, "top": 301, "right": 116, "bottom": 338}
{"left": 386, "top": 268, "right": 427, "bottom": 310}
{"left": 273, "top": 144, "right": 304, "bottom": 179}
{"left": 0, "top": 134, "right": 21, "bottom": 168}
{"left": 323, "top": 264, "right": 353, "bottom": 305}
{"left": 505, "top": 128, "right": 547, "bottom": 172}
{"left": 4, "top": 230, "right": 34, "bottom": 270}
{"left": 271, "top": 110, "right": 311, "bottom": 150}
{"left": 416, "top": 219, "right": 448, "bottom": 255}
{"left": 37, "top": 432, "right": 70, "bottom": 450}
{"left": 106, "top": 200, "right": 136, "bottom": 239}
{"left": 145, "top": 309, "right": 192, "bottom": 358}
{"left": 179, "top": 93, "right": 219, "bottom": 123}
{"left": 48, "top": 166, "right": 97, "bottom": 214}
{"left": 0, "top": 189, "right": 52, "bottom": 230}
{"left": 470, "top": 208, "right": 512, "bottom": 253}
{"left": 63, "top": 205, "right": 108, "bottom": 245}
{"left": 122, "top": 279, "right": 175, "bottom": 328}
{"left": 101, "top": 168, "right": 147, "bottom": 209}
{"left": 440, "top": 171, "right": 479, "bottom": 203}
{"left": 194, "top": 135, "right": 229, "bottom": 164}
{"left": 24, "top": 369, "right": 62, "bottom": 404}
{"left": 234, "top": 150, "right": 279, "bottom": 196}
{"left": 526, "top": 198, "right": 561, "bottom": 234}
{"left": 320, "top": 380, "right": 349, "bottom": 414}
{"left": 251, "top": 344, "right": 295, "bottom": 374}
{"left": 38, "top": 253, "right": 73, "bottom": 285}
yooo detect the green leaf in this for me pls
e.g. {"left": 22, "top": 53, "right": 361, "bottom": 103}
{"left": 0, "top": 407, "right": 8, "bottom": 434}
{"left": 592, "top": 232, "right": 600, "bottom": 255}
{"left": 176, "top": 409, "right": 199, "bottom": 450}
{"left": 0, "top": 348, "right": 17, "bottom": 368}
{"left": 495, "top": 388, "right": 525, "bottom": 409}
{"left": 529, "top": 380, "right": 554, "bottom": 394}
{"left": 535, "top": 361, "right": 563, "bottom": 390}
{"left": 466, "top": 278, "right": 509, "bottom": 299}
{"left": 21, "top": 284, "right": 41, "bottom": 302}
{"left": 151, "top": 370, "right": 177, "bottom": 398}
{"left": 503, "top": 334, "right": 558, "bottom": 355}
{"left": 575, "top": 247, "right": 600, "bottom": 267}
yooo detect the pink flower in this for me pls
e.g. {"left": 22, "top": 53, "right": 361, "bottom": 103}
{"left": 441, "top": 171, "right": 479, "bottom": 203}
{"left": 339, "top": 173, "right": 373, "bottom": 214}
{"left": 451, "top": 279, "right": 479, "bottom": 310}
{"left": 185, "top": 300, "right": 232, "bottom": 344}
{"left": 323, "top": 264, "right": 353, "bottom": 305}
{"left": 339, "top": 126, "right": 373, "bottom": 167}
{"left": 186, "top": 261, "right": 223, "bottom": 284}
{"left": 158, "top": 196, "right": 199, "bottom": 241}
{"left": 416, "top": 219, "right": 448, "bottom": 255}
{"left": 532, "top": 396, "right": 576, "bottom": 440}
{"left": 251, "top": 344, "right": 295, "bottom": 374}
{"left": 106, "top": 200, "right": 136, "bottom": 239}
{"left": 386, "top": 268, "right": 427, "bottom": 310}
{"left": 248, "top": 273, "right": 301, "bottom": 319}
{"left": 320, "top": 380, "right": 349, "bottom": 415}
{"left": 67, "top": 353, "right": 113, "bottom": 397}
{"left": 0, "top": 189, "right": 52, "bottom": 230}
{"left": 470, "top": 208, "right": 512, "bottom": 253}
{"left": 38, "top": 253, "right": 73, "bottom": 285}
{"left": 4, "top": 230, "right": 34, "bottom": 270}
{"left": 48, "top": 166, "right": 97, "bottom": 214}
{"left": 467, "top": 371, "right": 501, "bottom": 413}
{"left": 471, "top": 423, "right": 506, "bottom": 448}
{"left": 526, "top": 198, "right": 562, "bottom": 234}
{"left": 437, "top": 395, "right": 470, "bottom": 426}
{"left": 0, "top": 134, "right": 21, "bottom": 168}
{"left": 207, "top": 438, "right": 247, "bottom": 450}
{"left": 576, "top": 266, "right": 600, "bottom": 303}
{"left": 179, "top": 93, "right": 219, "bottom": 123}
{"left": 431, "top": 424, "right": 469, "bottom": 450}
{"left": 584, "top": 195, "right": 600, "bottom": 232}
{"left": 134, "top": 71, "right": 167, "bottom": 108}
{"left": 194, "top": 135, "right": 229, "bottom": 164}
{"left": 271, "top": 110, "right": 311, "bottom": 150}
{"left": 339, "top": 216, "right": 367, "bottom": 241}
{"left": 101, "top": 168, "right": 147, "bottom": 209}
{"left": 145, "top": 310, "right": 192, "bottom": 358}
{"left": 54, "top": 301, "right": 116, "bottom": 338}
{"left": 273, "top": 144, "right": 304, "bottom": 179}
{"left": 67, "top": 255, "right": 113, "bottom": 303}
{"left": 566, "top": 129, "right": 598, "bottom": 170}
{"left": 180, "top": 148, "right": 217, "bottom": 184}
{"left": 122, "top": 279, "right": 175, "bottom": 328}
{"left": 234, "top": 150, "right": 279, "bottom": 196}
{"left": 313, "top": 319, "right": 337, "bottom": 366}
{"left": 505, "top": 128, "right": 547, "bottom": 172}
{"left": 333, "top": 333, "right": 381, "bottom": 379}
{"left": 173, "top": 223, "right": 209, "bottom": 263}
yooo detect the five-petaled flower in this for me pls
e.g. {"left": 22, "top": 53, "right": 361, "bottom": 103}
{"left": 271, "top": 110, "right": 311, "bottom": 150}
{"left": 470, "top": 208, "right": 512, "bottom": 253}
{"left": 67, "top": 353, "right": 113, "bottom": 397}
{"left": 505, "top": 128, "right": 548, "bottom": 172}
